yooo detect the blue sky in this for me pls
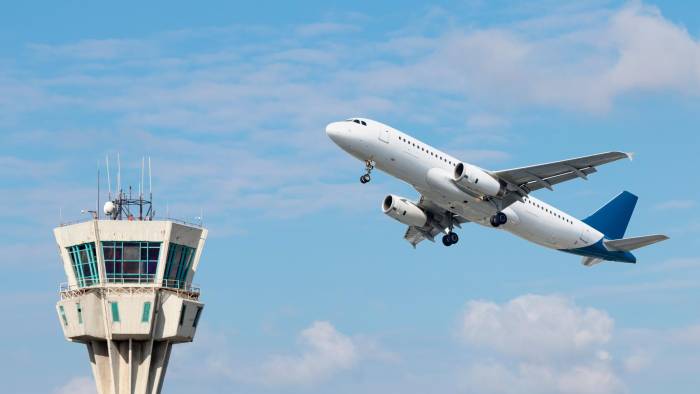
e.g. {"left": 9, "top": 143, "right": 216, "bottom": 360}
{"left": 1, "top": 1, "right": 699, "bottom": 393}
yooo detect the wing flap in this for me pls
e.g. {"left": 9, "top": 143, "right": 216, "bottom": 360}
{"left": 495, "top": 151, "right": 630, "bottom": 190}
{"left": 522, "top": 167, "right": 598, "bottom": 192}
{"left": 403, "top": 195, "right": 469, "bottom": 247}
{"left": 404, "top": 226, "right": 439, "bottom": 248}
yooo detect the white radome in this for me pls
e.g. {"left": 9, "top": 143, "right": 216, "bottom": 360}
{"left": 103, "top": 201, "right": 115, "bottom": 215}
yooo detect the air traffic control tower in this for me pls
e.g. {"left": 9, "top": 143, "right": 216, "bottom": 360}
{"left": 54, "top": 190, "right": 207, "bottom": 394}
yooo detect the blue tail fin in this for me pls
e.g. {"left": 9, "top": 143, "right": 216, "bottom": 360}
{"left": 582, "top": 191, "right": 638, "bottom": 240}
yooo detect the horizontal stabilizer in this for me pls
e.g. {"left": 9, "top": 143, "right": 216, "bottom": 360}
{"left": 581, "top": 256, "right": 604, "bottom": 267}
{"left": 604, "top": 235, "right": 669, "bottom": 252}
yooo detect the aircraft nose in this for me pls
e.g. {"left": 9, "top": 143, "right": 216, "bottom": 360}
{"left": 325, "top": 121, "right": 345, "bottom": 143}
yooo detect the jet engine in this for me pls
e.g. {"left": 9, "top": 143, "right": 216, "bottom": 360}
{"left": 453, "top": 162, "right": 505, "bottom": 197}
{"left": 382, "top": 195, "right": 428, "bottom": 227}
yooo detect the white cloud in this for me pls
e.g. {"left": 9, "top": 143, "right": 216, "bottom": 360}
{"left": 457, "top": 295, "right": 623, "bottom": 394}
{"left": 258, "top": 321, "right": 359, "bottom": 386}
{"left": 607, "top": 5, "right": 700, "bottom": 94}
{"left": 623, "top": 350, "right": 652, "bottom": 373}
{"left": 3, "top": 1, "right": 700, "bottom": 230}
{"left": 644, "top": 257, "right": 700, "bottom": 273}
{"left": 450, "top": 149, "right": 511, "bottom": 164}
{"left": 30, "top": 38, "right": 156, "bottom": 59}
{"left": 467, "top": 113, "right": 511, "bottom": 129}
{"left": 170, "top": 321, "right": 392, "bottom": 389}
{"left": 54, "top": 376, "right": 96, "bottom": 394}
{"left": 654, "top": 199, "right": 695, "bottom": 211}
{"left": 296, "top": 22, "right": 360, "bottom": 37}
{"left": 671, "top": 324, "right": 700, "bottom": 345}
{"left": 462, "top": 362, "right": 624, "bottom": 394}
{"left": 458, "top": 294, "right": 613, "bottom": 360}
{"left": 349, "top": 3, "right": 700, "bottom": 112}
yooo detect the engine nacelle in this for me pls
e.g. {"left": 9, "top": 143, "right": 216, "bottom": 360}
{"left": 382, "top": 195, "right": 428, "bottom": 227}
{"left": 453, "top": 162, "right": 504, "bottom": 197}
{"left": 500, "top": 207, "right": 521, "bottom": 226}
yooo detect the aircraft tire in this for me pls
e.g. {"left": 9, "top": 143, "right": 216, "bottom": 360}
{"left": 442, "top": 235, "right": 452, "bottom": 246}
{"left": 449, "top": 232, "right": 459, "bottom": 244}
{"left": 497, "top": 212, "right": 507, "bottom": 225}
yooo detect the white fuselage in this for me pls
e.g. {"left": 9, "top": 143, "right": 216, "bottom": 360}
{"left": 326, "top": 118, "right": 604, "bottom": 251}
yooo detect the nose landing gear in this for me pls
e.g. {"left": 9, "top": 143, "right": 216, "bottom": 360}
{"left": 360, "top": 160, "right": 375, "bottom": 184}
{"left": 490, "top": 212, "right": 508, "bottom": 227}
{"left": 442, "top": 232, "right": 459, "bottom": 246}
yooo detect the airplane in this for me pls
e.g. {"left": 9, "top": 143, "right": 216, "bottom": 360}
{"left": 325, "top": 117, "right": 668, "bottom": 266}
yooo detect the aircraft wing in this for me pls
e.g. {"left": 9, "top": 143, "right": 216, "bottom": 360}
{"left": 404, "top": 225, "right": 443, "bottom": 247}
{"left": 494, "top": 151, "right": 631, "bottom": 193}
{"left": 403, "top": 196, "right": 469, "bottom": 248}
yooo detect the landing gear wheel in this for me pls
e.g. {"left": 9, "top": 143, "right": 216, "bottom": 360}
{"left": 360, "top": 160, "right": 375, "bottom": 184}
{"left": 442, "top": 232, "right": 459, "bottom": 246}
{"left": 442, "top": 234, "right": 452, "bottom": 246}
{"left": 449, "top": 232, "right": 459, "bottom": 244}
{"left": 490, "top": 212, "right": 508, "bottom": 227}
{"left": 496, "top": 212, "right": 507, "bottom": 225}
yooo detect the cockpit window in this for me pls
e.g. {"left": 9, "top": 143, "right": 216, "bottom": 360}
{"left": 346, "top": 118, "right": 368, "bottom": 126}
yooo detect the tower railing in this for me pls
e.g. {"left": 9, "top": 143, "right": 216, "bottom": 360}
{"left": 59, "top": 280, "right": 201, "bottom": 301}
{"left": 58, "top": 217, "right": 203, "bottom": 228}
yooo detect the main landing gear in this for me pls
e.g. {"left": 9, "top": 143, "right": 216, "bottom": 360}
{"left": 442, "top": 232, "right": 459, "bottom": 246}
{"left": 360, "top": 160, "right": 375, "bottom": 184}
{"left": 490, "top": 212, "right": 508, "bottom": 227}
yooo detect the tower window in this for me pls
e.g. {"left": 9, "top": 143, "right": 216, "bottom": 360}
{"left": 59, "top": 305, "right": 68, "bottom": 326}
{"left": 193, "top": 307, "right": 203, "bottom": 327}
{"left": 141, "top": 302, "right": 152, "bottom": 323}
{"left": 163, "top": 243, "right": 196, "bottom": 288}
{"left": 179, "top": 305, "right": 186, "bottom": 326}
{"left": 67, "top": 243, "right": 99, "bottom": 288}
{"left": 110, "top": 302, "right": 120, "bottom": 322}
{"left": 76, "top": 303, "right": 83, "bottom": 324}
{"left": 102, "top": 241, "right": 161, "bottom": 284}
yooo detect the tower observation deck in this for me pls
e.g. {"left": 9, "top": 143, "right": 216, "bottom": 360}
{"left": 54, "top": 190, "right": 208, "bottom": 394}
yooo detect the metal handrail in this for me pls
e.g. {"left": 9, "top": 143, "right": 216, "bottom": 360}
{"left": 58, "top": 217, "right": 202, "bottom": 228}
{"left": 59, "top": 280, "right": 200, "bottom": 294}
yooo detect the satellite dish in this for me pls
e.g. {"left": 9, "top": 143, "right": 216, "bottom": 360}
{"left": 103, "top": 201, "right": 116, "bottom": 215}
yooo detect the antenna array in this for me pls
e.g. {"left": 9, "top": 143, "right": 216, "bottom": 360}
{"left": 102, "top": 154, "right": 155, "bottom": 221}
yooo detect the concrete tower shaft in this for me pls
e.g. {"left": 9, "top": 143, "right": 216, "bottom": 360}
{"left": 55, "top": 220, "right": 207, "bottom": 394}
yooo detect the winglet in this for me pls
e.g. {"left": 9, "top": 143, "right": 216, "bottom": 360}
{"left": 626, "top": 152, "right": 635, "bottom": 161}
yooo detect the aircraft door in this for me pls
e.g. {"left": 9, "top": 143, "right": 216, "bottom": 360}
{"left": 378, "top": 128, "right": 391, "bottom": 143}
{"left": 578, "top": 227, "right": 595, "bottom": 246}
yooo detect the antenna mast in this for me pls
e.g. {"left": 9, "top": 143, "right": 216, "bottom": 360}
{"left": 106, "top": 155, "right": 112, "bottom": 200}
{"left": 140, "top": 157, "right": 144, "bottom": 220}
{"left": 149, "top": 157, "right": 153, "bottom": 218}
{"left": 102, "top": 154, "right": 154, "bottom": 221}
{"left": 117, "top": 153, "right": 121, "bottom": 195}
